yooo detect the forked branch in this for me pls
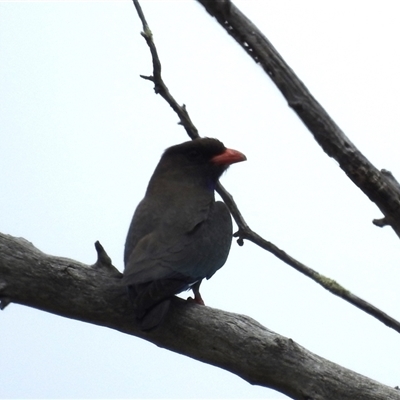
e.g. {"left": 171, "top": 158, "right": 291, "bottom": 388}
{"left": 0, "top": 232, "right": 399, "bottom": 400}
{"left": 131, "top": 0, "right": 400, "bottom": 334}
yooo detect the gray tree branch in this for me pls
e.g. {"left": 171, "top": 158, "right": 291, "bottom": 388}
{"left": 131, "top": 0, "right": 400, "bottom": 335}
{"left": 2, "top": 2, "right": 399, "bottom": 399}
{"left": 196, "top": 0, "right": 400, "bottom": 239}
{"left": 0, "top": 232, "right": 399, "bottom": 400}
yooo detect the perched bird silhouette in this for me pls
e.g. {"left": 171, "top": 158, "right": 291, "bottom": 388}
{"left": 123, "top": 138, "right": 246, "bottom": 330}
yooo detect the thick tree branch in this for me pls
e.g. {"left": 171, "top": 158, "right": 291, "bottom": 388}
{"left": 196, "top": 0, "right": 400, "bottom": 239}
{"left": 2, "top": 3, "right": 397, "bottom": 399}
{"left": 131, "top": 0, "right": 400, "bottom": 335}
{"left": 0, "top": 232, "right": 399, "bottom": 400}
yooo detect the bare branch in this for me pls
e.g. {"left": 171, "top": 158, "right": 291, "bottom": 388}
{"left": 196, "top": 0, "right": 400, "bottom": 239}
{"left": 132, "top": 0, "right": 199, "bottom": 140}
{"left": 218, "top": 181, "right": 400, "bottom": 333}
{"left": 131, "top": 1, "right": 400, "bottom": 334}
{"left": 1, "top": 232, "right": 399, "bottom": 400}
{"left": 236, "top": 227, "right": 400, "bottom": 333}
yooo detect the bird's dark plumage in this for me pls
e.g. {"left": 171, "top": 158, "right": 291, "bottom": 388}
{"left": 123, "top": 138, "right": 246, "bottom": 330}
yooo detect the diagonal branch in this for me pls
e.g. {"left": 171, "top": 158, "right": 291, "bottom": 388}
{"left": 131, "top": 0, "right": 400, "bottom": 334}
{"left": 132, "top": 0, "right": 199, "bottom": 140}
{"left": 1, "top": 232, "right": 399, "bottom": 400}
{"left": 196, "top": 0, "right": 400, "bottom": 239}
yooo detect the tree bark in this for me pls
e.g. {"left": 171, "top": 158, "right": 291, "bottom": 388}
{"left": 196, "top": 0, "right": 400, "bottom": 239}
{"left": 129, "top": 0, "right": 400, "bottom": 337}
{"left": 1, "top": 232, "right": 399, "bottom": 400}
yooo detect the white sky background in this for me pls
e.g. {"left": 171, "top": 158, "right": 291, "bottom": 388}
{"left": 1, "top": 1, "right": 400, "bottom": 399}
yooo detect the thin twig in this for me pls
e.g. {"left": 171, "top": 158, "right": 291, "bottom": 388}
{"left": 131, "top": 0, "right": 400, "bottom": 334}
{"left": 132, "top": 0, "right": 199, "bottom": 140}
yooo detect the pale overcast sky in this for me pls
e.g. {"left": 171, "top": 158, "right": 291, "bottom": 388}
{"left": 1, "top": 1, "right": 400, "bottom": 399}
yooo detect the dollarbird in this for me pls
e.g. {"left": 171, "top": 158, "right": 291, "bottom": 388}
{"left": 123, "top": 138, "right": 246, "bottom": 330}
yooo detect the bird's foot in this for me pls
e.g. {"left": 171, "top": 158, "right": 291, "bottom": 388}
{"left": 188, "top": 280, "right": 205, "bottom": 305}
{"left": 186, "top": 295, "right": 205, "bottom": 306}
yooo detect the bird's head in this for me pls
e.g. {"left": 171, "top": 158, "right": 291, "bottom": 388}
{"left": 164, "top": 138, "right": 246, "bottom": 182}
{"left": 155, "top": 138, "right": 246, "bottom": 188}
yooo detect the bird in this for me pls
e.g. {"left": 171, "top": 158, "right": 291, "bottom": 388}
{"left": 123, "top": 137, "right": 246, "bottom": 330}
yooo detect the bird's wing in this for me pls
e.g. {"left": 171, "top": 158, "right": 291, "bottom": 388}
{"left": 123, "top": 200, "right": 232, "bottom": 286}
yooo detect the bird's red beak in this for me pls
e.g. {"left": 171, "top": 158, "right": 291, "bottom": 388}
{"left": 211, "top": 148, "right": 247, "bottom": 166}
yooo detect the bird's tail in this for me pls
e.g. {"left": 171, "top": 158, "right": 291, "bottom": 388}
{"left": 138, "top": 298, "right": 171, "bottom": 331}
{"left": 127, "top": 278, "right": 187, "bottom": 330}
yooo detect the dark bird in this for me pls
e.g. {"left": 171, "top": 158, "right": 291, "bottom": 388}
{"left": 123, "top": 138, "right": 246, "bottom": 330}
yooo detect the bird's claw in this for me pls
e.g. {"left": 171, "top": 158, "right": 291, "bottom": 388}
{"left": 186, "top": 296, "right": 205, "bottom": 306}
